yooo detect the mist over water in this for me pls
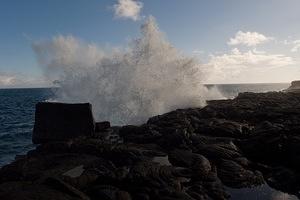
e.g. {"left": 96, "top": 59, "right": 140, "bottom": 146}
{"left": 33, "top": 17, "right": 223, "bottom": 125}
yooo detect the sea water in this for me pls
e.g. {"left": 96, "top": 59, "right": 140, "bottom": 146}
{"left": 0, "top": 88, "right": 53, "bottom": 166}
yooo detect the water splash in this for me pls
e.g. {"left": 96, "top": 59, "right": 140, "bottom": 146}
{"left": 33, "top": 16, "right": 223, "bottom": 125}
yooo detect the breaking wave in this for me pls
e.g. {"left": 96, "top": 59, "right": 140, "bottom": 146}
{"left": 32, "top": 16, "right": 223, "bottom": 125}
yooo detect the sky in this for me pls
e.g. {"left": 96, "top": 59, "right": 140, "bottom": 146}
{"left": 1, "top": 0, "right": 300, "bottom": 87}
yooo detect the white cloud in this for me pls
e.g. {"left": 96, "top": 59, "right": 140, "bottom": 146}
{"left": 291, "top": 40, "right": 300, "bottom": 52}
{"left": 192, "top": 50, "right": 204, "bottom": 55}
{"left": 0, "top": 72, "right": 50, "bottom": 88}
{"left": 228, "top": 31, "right": 273, "bottom": 47}
{"left": 0, "top": 74, "right": 16, "bottom": 86}
{"left": 205, "top": 48, "right": 295, "bottom": 82}
{"left": 280, "top": 38, "right": 300, "bottom": 52}
{"left": 113, "top": 0, "right": 143, "bottom": 21}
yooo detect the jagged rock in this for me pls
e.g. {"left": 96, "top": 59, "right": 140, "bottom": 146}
{"left": 147, "top": 109, "right": 195, "bottom": 137}
{"left": 216, "top": 159, "right": 264, "bottom": 188}
{"left": 206, "top": 92, "right": 300, "bottom": 124}
{"left": 190, "top": 135, "right": 234, "bottom": 147}
{"left": 33, "top": 102, "right": 95, "bottom": 144}
{"left": 168, "top": 149, "right": 211, "bottom": 177}
{"left": 254, "top": 120, "right": 283, "bottom": 132}
{"left": 194, "top": 142, "right": 242, "bottom": 161}
{"left": 194, "top": 118, "right": 251, "bottom": 138}
{"left": 125, "top": 161, "right": 183, "bottom": 188}
{"left": 122, "top": 161, "right": 195, "bottom": 199}
{"left": 119, "top": 125, "right": 162, "bottom": 144}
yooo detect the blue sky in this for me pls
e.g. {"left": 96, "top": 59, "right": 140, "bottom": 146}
{"left": 1, "top": 0, "right": 300, "bottom": 87}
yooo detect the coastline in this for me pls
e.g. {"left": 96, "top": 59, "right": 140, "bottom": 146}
{"left": 0, "top": 89, "right": 300, "bottom": 199}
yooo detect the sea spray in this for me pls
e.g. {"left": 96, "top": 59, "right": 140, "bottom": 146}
{"left": 33, "top": 16, "right": 223, "bottom": 125}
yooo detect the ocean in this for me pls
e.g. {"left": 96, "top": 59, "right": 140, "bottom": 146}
{"left": 0, "top": 88, "right": 54, "bottom": 166}
{"left": 0, "top": 83, "right": 290, "bottom": 167}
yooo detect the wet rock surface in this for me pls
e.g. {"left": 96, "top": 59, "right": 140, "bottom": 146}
{"left": 1, "top": 91, "right": 300, "bottom": 199}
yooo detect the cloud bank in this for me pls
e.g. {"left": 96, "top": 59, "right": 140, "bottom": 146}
{"left": 207, "top": 48, "right": 294, "bottom": 80}
{"left": 201, "top": 30, "right": 297, "bottom": 83}
{"left": 113, "top": 0, "right": 143, "bottom": 21}
{"left": 228, "top": 31, "right": 273, "bottom": 46}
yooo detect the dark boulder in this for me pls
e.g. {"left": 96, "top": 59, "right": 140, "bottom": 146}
{"left": 95, "top": 121, "right": 111, "bottom": 132}
{"left": 33, "top": 102, "right": 95, "bottom": 144}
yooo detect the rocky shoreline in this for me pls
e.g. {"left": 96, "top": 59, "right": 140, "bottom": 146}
{"left": 1, "top": 91, "right": 300, "bottom": 200}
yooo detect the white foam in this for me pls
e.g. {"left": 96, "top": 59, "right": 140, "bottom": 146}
{"left": 33, "top": 16, "right": 223, "bottom": 125}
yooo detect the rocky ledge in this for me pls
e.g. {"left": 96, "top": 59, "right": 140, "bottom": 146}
{"left": 284, "top": 80, "right": 300, "bottom": 93}
{"left": 1, "top": 91, "right": 300, "bottom": 200}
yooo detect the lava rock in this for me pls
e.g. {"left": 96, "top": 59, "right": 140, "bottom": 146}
{"left": 95, "top": 121, "right": 111, "bottom": 132}
{"left": 216, "top": 159, "right": 264, "bottom": 188}
{"left": 0, "top": 181, "right": 88, "bottom": 200}
{"left": 86, "top": 185, "right": 131, "bottom": 200}
{"left": 168, "top": 149, "right": 211, "bottom": 177}
{"left": 33, "top": 102, "right": 95, "bottom": 144}
{"left": 2, "top": 90, "right": 300, "bottom": 199}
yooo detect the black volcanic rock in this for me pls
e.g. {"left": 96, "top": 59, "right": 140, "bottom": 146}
{"left": 206, "top": 92, "right": 300, "bottom": 125}
{"left": 95, "top": 121, "right": 111, "bottom": 132}
{"left": 168, "top": 149, "right": 211, "bottom": 177}
{"left": 0, "top": 181, "right": 88, "bottom": 200}
{"left": 2, "top": 90, "right": 300, "bottom": 199}
{"left": 33, "top": 102, "right": 95, "bottom": 144}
